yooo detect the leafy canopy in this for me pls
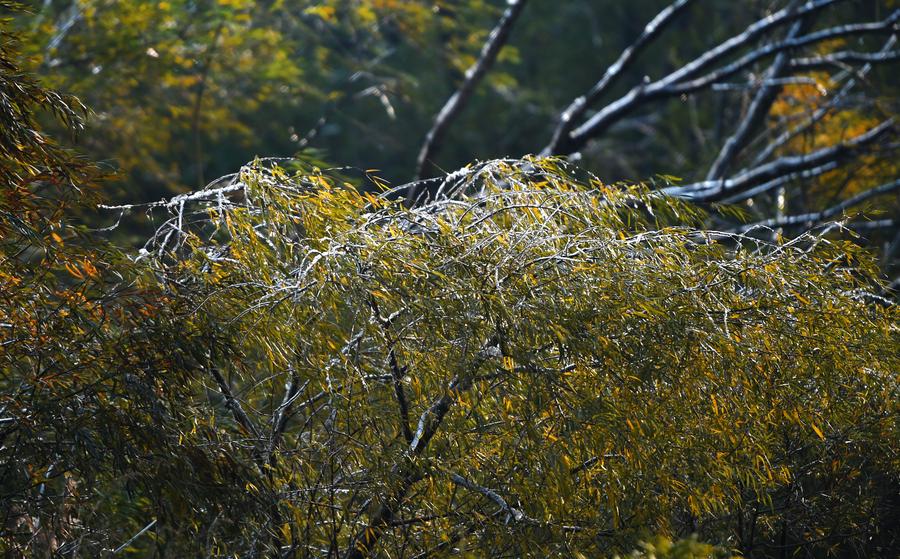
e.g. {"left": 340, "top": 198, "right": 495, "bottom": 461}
{"left": 3, "top": 3, "right": 898, "bottom": 555}
{"left": 133, "top": 157, "right": 898, "bottom": 557}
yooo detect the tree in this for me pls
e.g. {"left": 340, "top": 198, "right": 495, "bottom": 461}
{"left": 14, "top": 0, "right": 503, "bottom": 199}
{"left": 1, "top": 8, "right": 250, "bottom": 555}
{"left": 415, "top": 1, "right": 898, "bottom": 216}
{"left": 107, "top": 157, "right": 896, "bottom": 558}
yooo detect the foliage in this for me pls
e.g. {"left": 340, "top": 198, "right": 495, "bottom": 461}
{"left": 2, "top": 2, "right": 899, "bottom": 557}
{"left": 1, "top": 1, "right": 88, "bottom": 184}
{"left": 14, "top": 1, "right": 898, "bottom": 278}
{"left": 765, "top": 67, "right": 897, "bottom": 206}
{"left": 15, "top": 0, "right": 515, "bottom": 197}
{"left": 12, "top": 0, "right": 755, "bottom": 192}
{"left": 1, "top": 12, "right": 242, "bottom": 555}
{"left": 616, "top": 535, "right": 735, "bottom": 559}
{"left": 124, "top": 157, "right": 898, "bottom": 557}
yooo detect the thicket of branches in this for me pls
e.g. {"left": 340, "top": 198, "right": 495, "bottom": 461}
{"left": 5, "top": 138, "right": 899, "bottom": 556}
{"left": 117, "top": 157, "right": 897, "bottom": 558}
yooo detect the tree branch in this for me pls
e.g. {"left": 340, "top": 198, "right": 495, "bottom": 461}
{"left": 542, "top": 0, "right": 693, "bottom": 155}
{"left": 191, "top": 21, "right": 225, "bottom": 188}
{"left": 662, "top": 119, "right": 894, "bottom": 201}
{"left": 736, "top": 178, "right": 900, "bottom": 232}
{"left": 706, "top": 6, "right": 809, "bottom": 181}
{"left": 408, "top": 340, "right": 499, "bottom": 454}
{"left": 449, "top": 473, "right": 527, "bottom": 523}
{"left": 267, "top": 373, "right": 307, "bottom": 462}
{"left": 667, "top": 12, "right": 899, "bottom": 96}
{"left": 788, "top": 48, "right": 900, "bottom": 71}
{"left": 342, "top": 338, "right": 500, "bottom": 559}
{"left": 659, "top": 0, "right": 844, "bottom": 85}
{"left": 210, "top": 367, "right": 261, "bottom": 441}
{"left": 412, "top": 0, "right": 528, "bottom": 184}
{"left": 370, "top": 299, "right": 413, "bottom": 443}
{"left": 388, "top": 348, "right": 413, "bottom": 444}
{"left": 746, "top": 34, "right": 896, "bottom": 169}
{"left": 554, "top": 0, "right": 856, "bottom": 154}
{"left": 720, "top": 161, "right": 840, "bottom": 204}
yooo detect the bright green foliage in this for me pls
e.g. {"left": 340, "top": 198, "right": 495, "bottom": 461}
{"left": 134, "top": 157, "right": 899, "bottom": 557}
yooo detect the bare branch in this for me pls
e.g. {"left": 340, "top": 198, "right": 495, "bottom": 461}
{"left": 658, "top": 0, "right": 843, "bottom": 85}
{"left": 370, "top": 299, "right": 413, "bottom": 443}
{"left": 789, "top": 48, "right": 900, "bottom": 71}
{"left": 99, "top": 178, "right": 244, "bottom": 211}
{"left": 408, "top": 339, "right": 499, "bottom": 454}
{"left": 389, "top": 348, "right": 413, "bottom": 444}
{"left": 663, "top": 119, "right": 894, "bottom": 201}
{"left": 542, "top": 0, "right": 693, "bottom": 155}
{"left": 667, "top": 12, "right": 899, "bottom": 96}
{"left": 720, "top": 161, "right": 840, "bottom": 204}
{"left": 268, "top": 373, "right": 308, "bottom": 461}
{"left": 110, "top": 519, "right": 157, "bottom": 555}
{"left": 736, "top": 178, "right": 900, "bottom": 232}
{"left": 412, "top": 0, "right": 528, "bottom": 184}
{"left": 747, "top": 35, "right": 896, "bottom": 168}
{"left": 449, "top": 473, "right": 527, "bottom": 523}
{"left": 210, "top": 367, "right": 262, "bottom": 441}
{"left": 706, "top": 9, "right": 808, "bottom": 181}
{"left": 553, "top": 0, "right": 886, "bottom": 155}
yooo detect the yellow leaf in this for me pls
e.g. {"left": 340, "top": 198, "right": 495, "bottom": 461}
{"left": 811, "top": 422, "right": 825, "bottom": 441}
{"left": 304, "top": 5, "right": 336, "bottom": 22}
{"left": 64, "top": 261, "right": 84, "bottom": 279}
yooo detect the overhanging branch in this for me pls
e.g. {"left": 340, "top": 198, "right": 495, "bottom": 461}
{"left": 706, "top": 7, "right": 809, "bottom": 181}
{"left": 736, "top": 178, "right": 900, "bottom": 232}
{"left": 547, "top": 0, "right": 900, "bottom": 156}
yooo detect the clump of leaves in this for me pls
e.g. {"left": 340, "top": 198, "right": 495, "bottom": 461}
{"left": 0, "top": 1, "right": 88, "bottom": 184}
{"left": 140, "top": 156, "right": 898, "bottom": 557}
